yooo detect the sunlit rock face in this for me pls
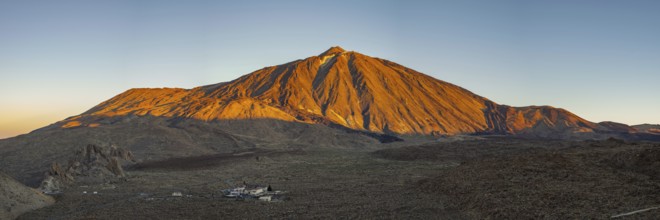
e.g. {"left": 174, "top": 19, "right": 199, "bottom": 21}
{"left": 62, "top": 46, "right": 610, "bottom": 137}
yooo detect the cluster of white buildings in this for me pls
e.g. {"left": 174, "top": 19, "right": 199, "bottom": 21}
{"left": 223, "top": 183, "right": 284, "bottom": 202}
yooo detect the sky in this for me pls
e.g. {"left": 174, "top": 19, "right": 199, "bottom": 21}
{"left": 1, "top": 0, "right": 659, "bottom": 139}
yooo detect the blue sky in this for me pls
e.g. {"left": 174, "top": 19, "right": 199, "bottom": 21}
{"left": 1, "top": 0, "right": 659, "bottom": 138}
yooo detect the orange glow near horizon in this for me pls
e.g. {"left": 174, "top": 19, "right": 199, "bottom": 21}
{"left": 0, "top": 117, "right": 53, "bottom": 139}
{"left": 0, "top": 109, "right": 84, "bottom": 139}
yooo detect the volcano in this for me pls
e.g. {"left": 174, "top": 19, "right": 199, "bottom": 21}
{"left": 1, "top": 46, "right": 652, "bottom": 185}
{"left": 60, "top": 46, "right": 626, "bottom": 137}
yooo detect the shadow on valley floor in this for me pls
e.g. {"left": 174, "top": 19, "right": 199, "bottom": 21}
{"left": 372, "top": 136, "right": 569, "bottom": 162}
{"left": 0, "top": 116, "right": 398, "bottom": 186}
{"left": 128, "top": 148, "right": 306, "bottom": 171}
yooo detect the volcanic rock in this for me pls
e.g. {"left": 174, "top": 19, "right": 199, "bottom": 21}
{"left": 38, "top": 144, "right": 135, "bottom": 193}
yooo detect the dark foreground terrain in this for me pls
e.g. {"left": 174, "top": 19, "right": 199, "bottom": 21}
{"left": 382, "top": 137, "right": 660, "bottom": 219}
{"left": 13, "top": 137, "right": 660, "bottom": 219}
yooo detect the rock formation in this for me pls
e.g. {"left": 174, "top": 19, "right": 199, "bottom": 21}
{"left": 38, "top": 144, "right": 135, "bottom": 193}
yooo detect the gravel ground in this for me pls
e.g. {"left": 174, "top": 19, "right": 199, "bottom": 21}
{"left": 19, "top": 148, "right": 461, "bottom": 219}
{"left": 17, "top": 137, "right": 660, "bottom": 219}
{"left": 414, "top": 139, "right": 660, "bottom": 219}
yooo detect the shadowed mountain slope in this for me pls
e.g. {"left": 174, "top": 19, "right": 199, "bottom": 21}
{"left": 0, "top": 117, "right": 383, "bottom": 185}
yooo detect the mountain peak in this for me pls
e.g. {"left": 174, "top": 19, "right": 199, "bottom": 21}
{"left": 76, "top": 46, "right": 605, "bottom": 137}
{"left": 319, "top": 46, "right": 346, "bottom": 56}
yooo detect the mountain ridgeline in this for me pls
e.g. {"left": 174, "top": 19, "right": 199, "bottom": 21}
{"left": 62, "top": 46, "right": 636, "bottom": 138}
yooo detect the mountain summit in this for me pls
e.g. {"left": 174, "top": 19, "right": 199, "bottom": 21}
{"left": 319, "top": 46, "right": 346, "bottom": 56}
{"left": 64, "top": 47, "right": 628, "bottom": 138}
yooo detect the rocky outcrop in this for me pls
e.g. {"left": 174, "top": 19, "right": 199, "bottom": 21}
{"left": 38, "top": 144, "right": 135, "bottom": 193}
{"left": 1, "top": 171, "right": 54, "bottom": 220}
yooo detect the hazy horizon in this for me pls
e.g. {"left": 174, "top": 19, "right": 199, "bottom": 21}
{"left": 2, "top": 0, "right": 660, "bottom": 139}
